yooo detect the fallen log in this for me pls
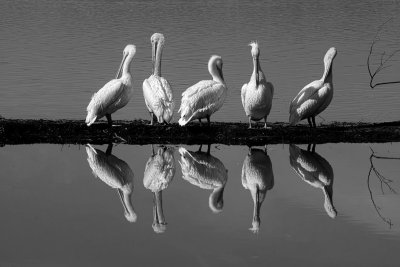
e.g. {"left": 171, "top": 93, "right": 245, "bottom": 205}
{"left": 0, "top": 118, "right": 399, "bottom": 146}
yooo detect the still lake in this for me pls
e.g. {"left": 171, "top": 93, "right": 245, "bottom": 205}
{"left": 1, "top": 0, "right": 400, "bottom": 266}
{"left": 1, "top": 0, "right": 400, "bottom": 122}
{"left": 0, "top": 143, "right": 400, "bottom": 266}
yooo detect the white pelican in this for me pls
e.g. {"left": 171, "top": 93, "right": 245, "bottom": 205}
{"left": 143, "top": 146, "right": 175, "bottom": 233}
{"left": 143, "top": 33, "right": 174, "bottom": 125}
{"left": 86, "top": 143, "right": 137, "bottom": 222}
{"left": 241, "top": 42, "right": 274, "bottom": 129}
{"left": 178, "top": 55, "right": 227, "bottom": 126}
{"left": 289, "top": 144, "right": 337, "bottom": 218}
{"left": 242, "top": 148, "right": 274, "bottom": 233}
{"left": 179, "top": 145, "right": 228, "bottom": 213}
{"left": 289, "top": 47, "right": 337, "bottom": 128}
{"left": 86, "top": 44, "right": 136, "bottom": 127}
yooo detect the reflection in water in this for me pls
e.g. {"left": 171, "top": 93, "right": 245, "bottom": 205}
{"left": 368, "top": 149, "right": 400, "bottom": 227}
{"left": 289, "top": 144, "right": 337, "bottom": 218}
{"left": 242, "top": 148, "right": 274, "bottom": 233}
{"left": 143, "top": 146, "right": 176, "bottom": 233}
{"left": 179, "top": 145, "right": 228, "bottom": 213}
{"left": 86, "top": 143, "right": 137, "bottom": 222}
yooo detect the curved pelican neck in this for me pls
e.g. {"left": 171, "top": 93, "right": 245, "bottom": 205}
{"left": 121, "top": 52, "right": 134, "bottom": 77}
{"left": 322, "top": 59, "right": 333, "bottom": 83}
{"left": 118, "top": 189, "right": 137, "bottom": 222}
{"left": 209, "top": 62, "right": 225, "bottom": 84}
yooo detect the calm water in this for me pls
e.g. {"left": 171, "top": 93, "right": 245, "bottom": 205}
{"left": 1, "top": 1, "right": 400, "bottom": 266}
{"left": 1, "top": 0, "right": 400, "bottom": 123}
{"left": 0, "top": 143, "right": 399, "bottom": 266}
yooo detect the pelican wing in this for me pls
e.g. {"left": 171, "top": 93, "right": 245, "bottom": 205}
{"left": 179, "top": 80, "right": 225, "bottom": 123}
{"left": 179, "top": 147, "right": 227, "bottom": 189}
{"left": 86, "top": 144, "right": 133, "bottom": 188}
{"left": 143, "top": 75, "right": 174, "bottom": 123}
{"left": 86, "top": 79, "right": 126, "bottom": 123}
{"left": 289, "top": 144, "right": 330, "bottom": 187}
{"left": 289, "top": 80, "right": 329, "bottom": 123}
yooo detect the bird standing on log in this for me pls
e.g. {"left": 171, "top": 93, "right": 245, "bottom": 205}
{"left": 86, "top": 44, "right": 136, "bottom": 127}
{"left": 289, "top": 47, "right": 337, "bottom": 128}
{"left": 143, "top": 33, "right": 174, "bottom": 125}
{"left": 178, "top": 55, "right": 227, "bottom": 126}
{"left": 241, "top": 42, "right": 274, "bottom": 129}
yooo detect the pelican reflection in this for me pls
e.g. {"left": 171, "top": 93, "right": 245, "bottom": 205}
{"left": 86, "top": 143, "right": 137, "bottom": 222}
{"left": 143, "top": 146, "right": 175, "bottom": 233}
{"left": 242, "top": 148, "right": 274, "bottom": 233}
{"left": 179, "top": 145, "right": 228, "bottom": 213}
{"left": 289, "top": 144, "right": 337, "bottom": 218}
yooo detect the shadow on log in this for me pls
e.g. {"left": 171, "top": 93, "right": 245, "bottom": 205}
{"left": 0, "top": 118, "right": 400, "bottom": 146}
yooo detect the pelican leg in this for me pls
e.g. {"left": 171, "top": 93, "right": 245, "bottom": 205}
{"left": 307, "top": 117, "right": 312, "bottom": 128}
{"left": 149, "top": 112, "right": 154, "bottom": 125}
{"left": 207, "top": 144, "right": 211, "bottom": 155}
{"left": 151, "top": 144, "right": 155, "bottom": 156}
{"left": 311, "top": 143, "right": 316, "bottom": 153}
{"left": 312, "top": 116, "right": 316, "bottom": 128}
{"left": 106, "top": 114, "right": 112, "bottom": 127}
{"left": 264, "top": 117, "right": 271, "bottom": 129}
{"left": 198, "top": 144, "right": 203, "bottom": 152}
{"left": 106, "top": 143, "right": 113, "bottom": 155}
{"left": 248, "top": 117, "right": 252, "bottom": 129}
{"left": 198, "top": 119, "right": 202, "bottom": 126}
{"left": 307, "top": 143, "right": 312, "bottom": 152}
{"left": 206, "top": 115, "right": 211, "bottom": 126}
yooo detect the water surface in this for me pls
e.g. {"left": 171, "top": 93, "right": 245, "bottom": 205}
{"left": 0, "top": 143, "right": 399, "bottom": 266}
{"left": 1, "top": 0, "right": 400, "bottom": 122}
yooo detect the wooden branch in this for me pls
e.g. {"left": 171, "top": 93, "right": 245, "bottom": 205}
{"left": 367, "top": 18, "right": 400, "bottom": 88}
{"left": 0, "top": 119, "right": 400, "bottom": 145}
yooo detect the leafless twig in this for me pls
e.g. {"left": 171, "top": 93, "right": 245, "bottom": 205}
{"left": 367, "top": 147, "right": 400, "bottom": 227}
{"left": 367, "top": 18, "right": 400, "bottom": 88}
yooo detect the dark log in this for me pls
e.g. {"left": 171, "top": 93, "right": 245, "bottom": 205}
{"left": 1, "top": 118, "right": 400, "bottom": 146}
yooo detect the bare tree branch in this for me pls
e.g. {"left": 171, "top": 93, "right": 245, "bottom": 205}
{"left": 367, "top": 147, "right": 400, "bottom": 227}
{"left": 367, "top": 18, "right": 400, "bottom": 88}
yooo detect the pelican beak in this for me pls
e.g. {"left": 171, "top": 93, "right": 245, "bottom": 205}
{"left": 218, "top": 66, "right": 224, "bottom": 81}
{"left": 115, "top": 53, "right": 128, "bottom": 79}
{"left": 152, "top": 41, "right": 157, "bottom": 75}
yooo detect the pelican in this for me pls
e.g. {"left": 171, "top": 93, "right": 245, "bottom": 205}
{"left": 242, "top": 148, "right": 274, "bottom": 233}
{"left": 178, "top": 55, "right": 227, "bottom": 126}
{"left": 241, "top": 41, "right": 274, "bottom": 129}
{"left": 143, "top": 33, "right": 174, "bottom": 125}
{"left": 179, "top": 145, "right": 228, "bottom": 213}
{"left": 289, "top": 144, "right": 337, "bottom": 218}
{"left": 86, "top": 44, "right": 136, "bottom": 127}
{"left": 86, "top": 143, "right": 137, "bottom": 222}
{"left": 143, "top": 146, "right": 175, "bottom": 233}
{"left": 289, "top": 47, "right": 337, "bottom": 128}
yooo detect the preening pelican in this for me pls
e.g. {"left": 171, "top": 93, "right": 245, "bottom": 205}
{"left": 143, "top": 146, "right": 175, "bottom": 233}
{"left": 86, "top": 143, "right": 137, "bottom": 222}
{"left": 289, "top": 144, "right": 337, "bottom": 218}
{"left": 178, "top": 55, "right": 227, "bottom": 126}
{"left": 179, "top": 145, "right": 228, "bottom": 213}
{"left": 242, "top": 148, "right": 274, "bottom": 233}
{"left": 143, "top": 33, "right": 174, "bottom": 125}
{"left": 289, "top": 47, "right": 337, "bottom": 128}
{"left": 86, "top": 44, "right": 136, "bottom": 127}
{"left": 241, "top": 42, "right": 274, "bottom": 129}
